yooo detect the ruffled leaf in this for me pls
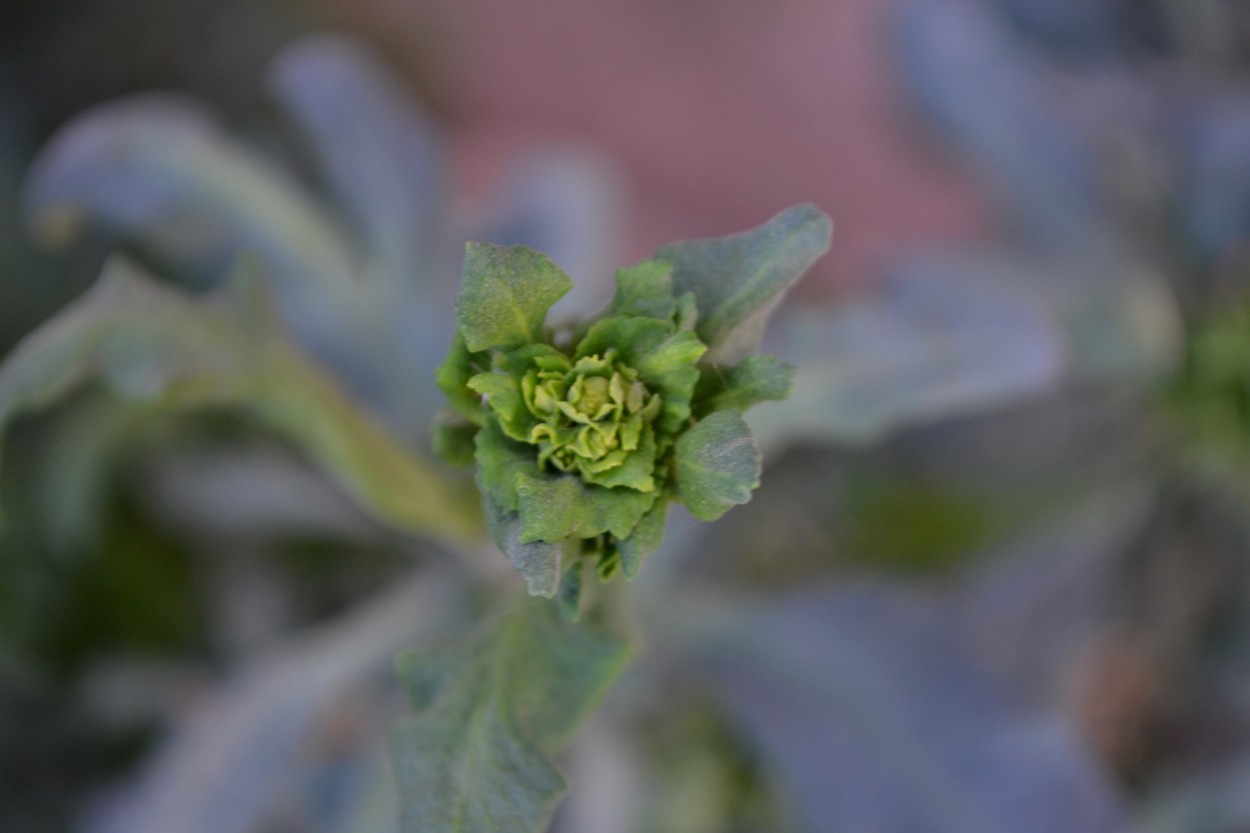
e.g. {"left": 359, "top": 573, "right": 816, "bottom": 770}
{"left": 515, "top": 474, "right": 657, "bottom": 543}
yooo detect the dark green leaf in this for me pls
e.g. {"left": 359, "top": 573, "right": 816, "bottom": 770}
{"left": 456, "top": 243, "right": 573, "bottom": 352}
{"left": 694, "top": 354, "right": 796, "bottom": 416}
{"left": 436, "top": 333, "right": 487, "bottom": 425}
{"left": 619, "top": 499, "right": 668, "bottom": 579}
{"left": 391, "top": 602, "right": 630, "bottom": 833}
{"left": 557, "top": 560, "right": 584, "bottom": 623}
{"left": 656, "top": 204, "right": 831, "bottom": 361}
{"left": 431, "top": 413, "right": 479, "bottom": 466}
{"left": 674, "top": 411, "right": 761, "bottom": 521}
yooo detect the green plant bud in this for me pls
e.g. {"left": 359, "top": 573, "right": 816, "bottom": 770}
{"left": 435, "top": 204, "right": 831, "bottom": 603}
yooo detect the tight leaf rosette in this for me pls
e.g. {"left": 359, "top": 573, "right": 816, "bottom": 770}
{"left": 436, "top": 205, "right": 832, "bottom": 603}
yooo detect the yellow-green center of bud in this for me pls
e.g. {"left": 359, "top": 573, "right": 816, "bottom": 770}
{"left": 521, "top": 350, "right": 662, "bottom": 479}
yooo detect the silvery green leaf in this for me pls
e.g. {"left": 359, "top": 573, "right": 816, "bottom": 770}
{"left": 269, "top": 36, "right": 445, "bottom": 285}
{"left": 455, "top": 243, "right": 573, "bottom": 352}
{"left": 392, "top": 601, "right": 630, "bottom": 833}
{"left": 480, "top": 494, "right": 562, "bottom": 598}
{"left": 750, "top": 265, "right": 1067, "bottom": 451}
{"left": 20, "top": 95, "right": 367, "bottom": 364}
{"left": 674, "top": 411, "right": 761, "bottom": 521}
{"left": 895, "top": 0, "right": 1100, "bottom": 243}
{"left": 676, "top": 587, "right": 1132, "bottom": 833}
{"left": 0, "top": 257, "right": 476, "bottom": 544}
{"left": 656, "top": 204, "right": 831, "bottom": 362}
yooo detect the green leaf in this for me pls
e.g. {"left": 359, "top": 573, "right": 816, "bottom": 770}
{"left": 466, "top": 372, "right": 532, "bottom": 440}
{"left": 656, "top": 204, "right": 832, "bottom": 361}
{"left": 456, "top": 243, "right": 573, "bottom": 352}
{"left": 619, "top": 499, "right": 668, "bottom": 579}
{"left": 575, "top": 315, "right": 673, "bottom": 364}
{"left": 474, "top": 420, "right": 543, "bottom": 514}
{"left": 436, "top": 333, "right": 487, "bottom": 425}
{"left": 581, "top": 430, "right": 657, "bottom": 491}
{"left": 431, "top": 413, "right": 478, "bottom": 466}
{"left": 515, "top": 473, "right": 657, "bottom": 543}
{"left": 610, "top": 259, "right": 676, "bottom": 320}
{"left": 0, "top": 257, "right": 477, "bottom": 544}
{"left": 694, "top": 354, "right": 796, "bottom": 416}
{"left": 391, "top": 602, "right": 630, "bottom": 833}
{"left": 674, "top": 410, "right": 761, "bottom": 521}
{"left": 632, "top": 329, "right": 708, "bottom": 434}
{"left": 480, "top": 495, "right": 563, "bottom": 597}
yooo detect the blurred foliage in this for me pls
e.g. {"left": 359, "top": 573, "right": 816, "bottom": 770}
{"left": 6, "top": 0, "right": 1250, "bottom": 831}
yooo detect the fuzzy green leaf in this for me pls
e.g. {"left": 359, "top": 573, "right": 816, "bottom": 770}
{"left": 0, "top": 257, "right": 476, "bottom": 543}
{"left": 456, "top": 243, "right": 573, "bottom": 352}
{"left": 618, "top": 499, "right": 668, "bottom": 579}
{"left": 392, "top": 603, "right": 630, "bottom": 833}
{"left": 695, "top": 354, "right": 796, "bottom": 416}
{"left": 656, "top": 204, "right": 832, "bottom": 361}
{"left": 481, "top": 496, "right": 563, "bottom": 597}
{"left": 473, "top": 421, "right": 543, "bottom": 514}
{"left": 610, "top": 259, "right": 676, "bottom": 320}
{"left": 674, "top": 410, "right": 762, "bottom": 521}
{"left": 516, "top": 473, "right": 657, "bottom": 543}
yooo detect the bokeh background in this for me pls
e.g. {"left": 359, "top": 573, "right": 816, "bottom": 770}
{"left": 4, "top": 0, "right": 1250, "bottom": 831}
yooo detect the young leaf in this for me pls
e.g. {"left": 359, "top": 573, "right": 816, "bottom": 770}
{"left": 456, "top": 243, "right": 573, "bottom": 352}
{"left": 391, "top": 602, "right": 630, "bottom": 833}
{"left": 674, "top": 410, "right": 762, "bottom": 521}
{"left": 435, "top": 333, "right": 487, "bottom": 426}
{"left": 694, "top": 354, "right": 796, "bottom": 416}
{"left": 656, "top": 204, "right": 832, "bottom": 361}
{"left": 0, "top": 257, "right": 477, "bottom": 544}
